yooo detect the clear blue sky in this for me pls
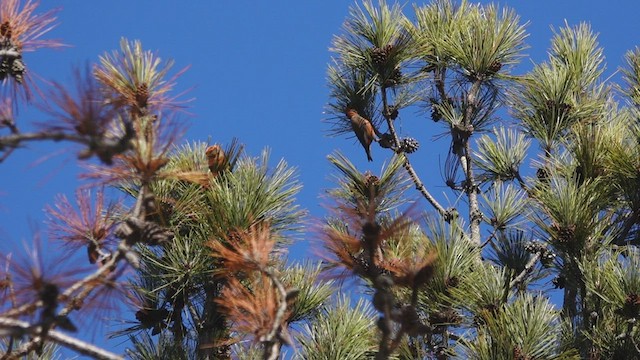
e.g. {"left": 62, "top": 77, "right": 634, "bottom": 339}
{"left": 1, "top": 0, "right": 640, "bottom": 357}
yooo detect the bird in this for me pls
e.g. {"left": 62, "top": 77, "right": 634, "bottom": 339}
{"left": 205, "top": 144, "right": 227, "bottom": 176}
{"left": 345, "top": 108, "right": 376, "bottom": 161}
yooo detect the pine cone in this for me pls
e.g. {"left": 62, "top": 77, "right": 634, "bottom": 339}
{"left": 513, "top": 346, "right": 531, "bottom": 360}
{"left": 206, "top": 144, "right": 227, "bottom": 176}
{"left": 378, "top": 133, "right": 394, "bottom": 149}
{"left": 536, "top": 167, "right": 549, "bottom": 183}
{"left": 400, "top": 137, "right": 419, "bottom": 153}
{"left": 619, "top": 293, "right": 640, "bottom": 318}
{"left": 430, "top": 309, "right": 461, "bottom": 326}
{"left": 0, "top": 22, "right": 11, "bottom": 39}
{"left": 364, "top": 172, "right": 380, "bottom": 189}
{"left": 445, "top": 276, "right": 459, "bottom": 288}
{"left": 135, "top": 83, "right": 149, "bottom": 109}
{"left": 370, "top": 46, "right": 388, "bottom": 69}
{"left": 0, "top": 60, "right": 8, "bottom": 80}
{"left": 552, "top": 223, "right": 576, "bottom": 244}
{"left": 540, "top": 251, "right": 556, "bottom": 268}
{"left": 487, "top": 60, "right": 502, "bottom": 75}
{"left": 10, "top": 57, "right": 24, "bottom": 84}
{"left": 431, "top": 107, "right": 442, "bottom": 122}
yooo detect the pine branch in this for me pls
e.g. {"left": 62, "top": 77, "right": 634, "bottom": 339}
{"left": 3, "top": 188, "right": 152, "bottom": 358}
{"left": 260, "top": 267, "right": 289, "bottom": 360}
{"left": 509, "top": 251, "right": 541, "bottom": 289}
{"left": 480, "top": 228, "right": 499, "bottom": 248}
{"left": 463, "top": 80, "right": 483, "bottom": 246}
{"left": 0, "top": 131, "right": 87, "bottom": 148}
{"left": 401, "top": 155, "right": 447, "bottom": 217}
{"left": 3, "top": 175, "right": 148, "bottom": 321}
{"left": 0, "top": 130, "right": 88, "bottom": 163}
{"left": 380, "top": 88, "right": 446, "bottom": 217}
{"left": 0, "top": 317, "right": 123, "bottom": 360}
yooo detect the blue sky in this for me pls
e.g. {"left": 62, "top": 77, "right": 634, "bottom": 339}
{"left": 1, "top": 0, "right": 640, "bottom": 357}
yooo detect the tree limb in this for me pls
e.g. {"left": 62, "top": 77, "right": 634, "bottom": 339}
{"left": 0, "top": 317, "right": 123, "bottom": 360}
{"left": 380, "top": 88, "right": 446, "bottom": 217}
{"left": 509, "top": 251, "right": 541, "bottom": 289}
{"left": 0, "top": 131, "right": 87, "bottom": 149}
{"left": 463, "top": 80, "right": 483, "bottom": 246}
{"left": 0, "top": 131, "right": 88, "bottom": 163}
{"left": 260, "top": 267, "right": 289, "bottom": 360}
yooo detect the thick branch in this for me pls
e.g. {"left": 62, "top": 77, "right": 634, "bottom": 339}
{"left": 0, "top": 317, "right": 123, "bottom": 360}
{"left": 463, "top": 80, "right": 483, "bottom": 246}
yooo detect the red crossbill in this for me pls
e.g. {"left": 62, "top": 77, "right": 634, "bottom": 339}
{"left": 205, "top": 144, "right": 227, "bottom": 176}
{"left": 345, "top": 109, "right": 376, "bottom": 162}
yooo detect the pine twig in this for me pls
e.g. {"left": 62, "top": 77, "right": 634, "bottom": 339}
{"left": 260, "top": 267, "right": 289, "bottom": 360}
{"left": 0, "top": 317, "right": 123, "bottom": 360}
{"left": 480, "top": 228, "right": 499, "bottom": 248}
{"left": 4, "top": 187, "right": 149, "bottom": 358}
{"left": 509, "top": 251, "right": 541, "bottom": 289}
{"left": 401, "top": 156, "right": 446, "bottom": 216}
{"left": 0, "top": 131, "right": 88, "bottom": 163}
{"left": 379, "top": 88, "right": 446, "bottom": 217}
{"left": 0, "top": 131, "right": 87, "bottom": 149}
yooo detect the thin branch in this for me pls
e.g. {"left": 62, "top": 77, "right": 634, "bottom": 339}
{"left": 58, "top": 252, "right": 123, "bottom": 317}
{"left": 509, "top": 251, "right": 541, "bottom": 289}
{"left": 187, "top": 302, "right": 202, "bottom": 329}
{"left": 0, "top": 131, "right": 87, "bottom": 149}
{"left": 480, "top": 228, "right": 499, "bottom": 248}
{"left": 5, "top": 246, "right": 128, "bottom": 358}
{"left": 0, "top": 131, "right": 88, "bottom": 163}
{"left": 380, "top": 88, "right": 446, "bottom": 217}
{"left": 380, "top": 88, "right": 402, "bottom": 149}
{"left": 4, "top": 188, "right": 149, "bottom": 358}
{"left": 630, "top": 331, "right": 640, "bottom": 356}
{"left": 1, "top": 247, "right": 124, "bottom": 319}
{"left": 260, "top": 267, "right": 288, "bottom": 360}
{"left": 514, "top": 171, "right": 531, "bottom": 196}
{"left": 402, "top": 155, "right": 446, "bottom": 216}
{"left": 0, "top": 317, "right": 123, "bottom": 360}
{"left": 58, "top": 188, "right": 149, "bottom": 314}
{"left": 445, "top": 331, "right": 461, "bottom": 342}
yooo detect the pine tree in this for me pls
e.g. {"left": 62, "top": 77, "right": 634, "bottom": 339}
{"left": 323, "top": 0, "right": 640, "bottom": 359}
